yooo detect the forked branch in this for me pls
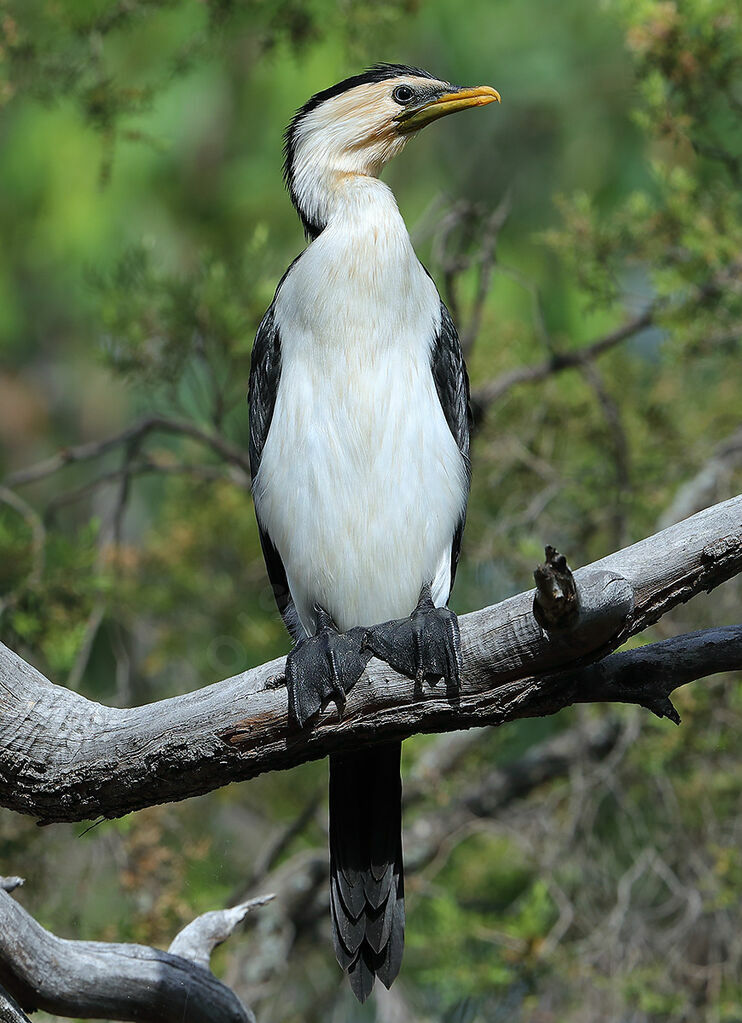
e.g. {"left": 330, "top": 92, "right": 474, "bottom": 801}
{"left": 0, "top": 496, "right": 740, "bottom": 825}
{"left": 0, "top": 881, "right": 270, "bottom": 1023}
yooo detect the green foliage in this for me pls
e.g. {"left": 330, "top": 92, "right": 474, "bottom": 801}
{"left": 0, "top": 0, "right": 741, "bottom": 1020}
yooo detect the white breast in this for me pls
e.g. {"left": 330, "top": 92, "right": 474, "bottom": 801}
{"left": 253, "top": 181, "right": 468, "bottom": 635}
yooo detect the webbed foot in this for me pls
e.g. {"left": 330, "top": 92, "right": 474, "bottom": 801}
{"left": 287, "top": 607, "right": 372, "bottom": 729}
{"left": 363, "top": 584, "right": 462, "bottom": 690}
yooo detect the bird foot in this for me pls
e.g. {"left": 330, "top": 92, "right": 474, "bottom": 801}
{"left": 286, "top": 608, "right": 372, "bottom": 729}
{"left": 363, "top": 585, "right": 462, "bottom": 690}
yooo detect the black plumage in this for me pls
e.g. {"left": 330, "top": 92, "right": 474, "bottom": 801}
{"left": 431, "top": 299, "right": 472, "bottom": 587}
{"left": 329, "top": 744, "right": 404, "bottom": 1002}
{"left": 248, "top": 264, "right": 302, "bottom": 639}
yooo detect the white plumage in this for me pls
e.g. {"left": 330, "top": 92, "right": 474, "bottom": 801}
{"left": 253, "top": 175, "right": 468, "bottom": 635}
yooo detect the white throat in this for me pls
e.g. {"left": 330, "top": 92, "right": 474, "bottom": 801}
{"left": 291, "top": 156, "right": 389, "bottom": 236}
{"left": 284, "top": 173, "right": 428, "bottom": 335}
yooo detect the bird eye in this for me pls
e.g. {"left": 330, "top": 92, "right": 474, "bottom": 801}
{"left": 392, "top": 85, "right": 414, "bottom": 105}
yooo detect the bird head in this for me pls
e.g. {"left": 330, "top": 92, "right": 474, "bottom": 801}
{"left": 284, "top": 64, "right": 500, "bottom": 237}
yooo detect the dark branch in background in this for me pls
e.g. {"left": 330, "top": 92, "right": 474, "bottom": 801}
{"left": 0, "top": 495, "right": 739, "bottom": 824}
{"left": 45, "top": 457, "right": 238, "bottom": 516}
{"left": 0, "top": 415, "right": 252, "bottom": 681}
{"left": 0, "top": 879, "right": 270, "bottom": 1023}
{"left": 471, "top": 306, "right": 656, "bottom": 422}
{"left": 470, "top": 264, "right": 742, "bottom": 425}
{"left": 405, "top": 714, "right": 622, "bottom": 819}
{"left": 459, "top": 194, "right": 512, "bottom": 354}
{"left": 244, "top": 794, "right": 323, "bottom": 892}
{"left": 2, "top": 414, "right": 252, "bottom": 489}
{"left": 418, "top": 193, "right": 511, "bottom": 354}
{"left": 66, "top": 438, "right": 140, "bottom": 692}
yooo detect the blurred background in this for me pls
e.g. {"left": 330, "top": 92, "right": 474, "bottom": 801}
{"left": 1, "top": 0, "right": 741, "bottom": 1020}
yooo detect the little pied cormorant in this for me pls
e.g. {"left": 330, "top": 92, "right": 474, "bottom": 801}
{"left": 248, "top": 63, "right": 499, "bottom": 1001}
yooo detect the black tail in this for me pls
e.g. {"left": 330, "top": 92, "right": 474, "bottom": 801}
{"left": 329, "top": 742, "right": 404, "bottom": 1002}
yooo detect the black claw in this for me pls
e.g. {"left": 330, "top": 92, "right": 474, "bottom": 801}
{"left": 286, "top": 617, "right": 372, "bottom": 729}
{"left": 363, "top": 586, "right": 462, "bottom": 692}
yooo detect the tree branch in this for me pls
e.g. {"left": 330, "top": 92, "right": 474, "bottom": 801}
{"left": 2, "top": 414, "right": 251, "bottom": 489}
{"left": 471, "top": 306, "right": 655, "bottom": 417}
{"left": 0, "top": 881, "right": 264, "bottom": 1023}
{"left": 168, "top": 895, "right": 274, "bottom": 970}
{"left": 45, "top": 457, "right": 241, "bottom": 516}
{"left": 533, "top": 544, "right": 580, "bottom": 630}
{"left": 0, "top": 496, "right": 739, "bottom": 823}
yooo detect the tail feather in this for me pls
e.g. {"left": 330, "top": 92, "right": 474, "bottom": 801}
{"left": 365, "top": 875, "right": 399, "bottom": 952}
{"left": 329, "top": 743, "right": 404, "bottom": 1002}
{"left": 376, "top": 895, "right": 405, "bottom": 987}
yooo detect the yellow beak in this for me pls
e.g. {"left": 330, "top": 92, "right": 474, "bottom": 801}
{"left": 395, "top": 85, "right": 501, "bottom": 134}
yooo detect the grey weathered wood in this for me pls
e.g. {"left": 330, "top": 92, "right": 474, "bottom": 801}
{"left": 0, "top": 495, "right": 740, "bottom": 824}
{"left": 168, "top": 895, "right": 274, "bottom": 970}
{"left": 505, "top": 624, "right": 742, "bottom": 726}
{"left": 0, "top": 887, "right": 255, "bottom": 1023}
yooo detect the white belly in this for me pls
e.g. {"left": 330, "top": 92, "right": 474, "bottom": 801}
{"left": 254, "top": 345, "right": 467, "bottom": 634}
{"left": 253, "top": 188, "right": 468, "bottom": 636}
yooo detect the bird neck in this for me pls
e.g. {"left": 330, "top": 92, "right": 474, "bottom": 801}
{"left": 290, "top": 161, "right": 403, "bottom": 241}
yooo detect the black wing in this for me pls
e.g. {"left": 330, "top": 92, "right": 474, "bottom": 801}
{"left": 430, "top": 299, "right": 472, "bottom": 592}
{"left": 249, "top": 294, "right": 300, "bottom": 639}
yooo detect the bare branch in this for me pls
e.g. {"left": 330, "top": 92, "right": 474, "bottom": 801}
{"left": 0, "top": 886, "right": 258, "bottom": 1023}
{"left": 168, "top": 895, "right": 275, "bottom": 970}
{"left": 472, "top": 306, "right": 655, "bottom": 418}
{"left": 46, "top": 457, "right": 242, "bottom": 516}
{"left": 0, "top": 881, "right": 24, "bottom": 895}
{"left": 558, "top": 626, "right": 742, "bottom": 724}
{"left": 66, "top": 438, "right": 140, "bottom": 692}
{"left": 471, "top": 265, "right": 742, "bottom": 422}
{"left": 247, "top": 796, "right": 322, "bottom": 889}
{"left": 0, "top": 496, "right": 739, "bottom": 824}
{"left": 459, "top": 193, "right": 512, "bottom": 355}
{"left": 3, "top": 414, "right": 251, "bottom": 489}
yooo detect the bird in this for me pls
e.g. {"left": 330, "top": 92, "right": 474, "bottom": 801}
{"left": 248, "top": 63, "right": 499, "bottom": 1001}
